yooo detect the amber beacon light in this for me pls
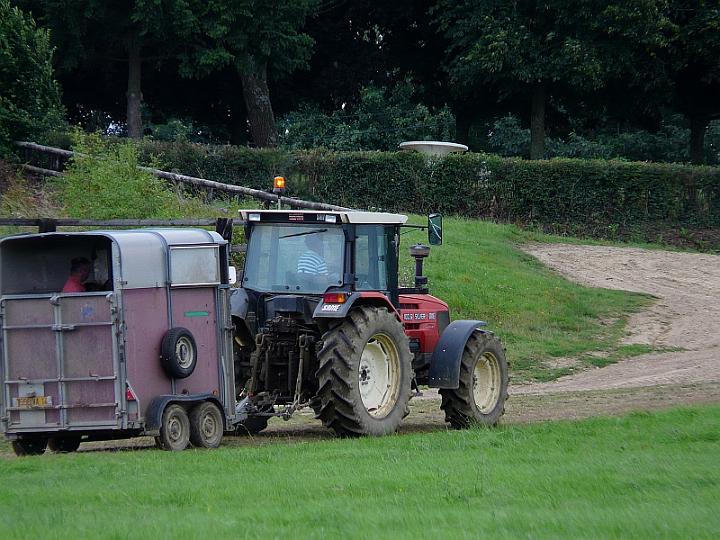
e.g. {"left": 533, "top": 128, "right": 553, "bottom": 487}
{"left": 273, "top": 176, "right": 286, "bottom": 194}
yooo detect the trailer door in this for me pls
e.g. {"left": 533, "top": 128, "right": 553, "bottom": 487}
{"left": 2, "top": 293, "right": 120, "bottom": 432}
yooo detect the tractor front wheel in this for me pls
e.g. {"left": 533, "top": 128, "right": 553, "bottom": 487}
{"left": 315, "top": 306, "right": 412, "bottom": 437}
{"left": 440, "top": 331, "right": 509, "bottom": 428}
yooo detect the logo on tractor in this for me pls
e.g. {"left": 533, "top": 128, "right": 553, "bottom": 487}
{"left": 321, "top": 304, "right": 342, "bottom": 312}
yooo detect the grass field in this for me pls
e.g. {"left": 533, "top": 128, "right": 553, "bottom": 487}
{"left": 1, "top": 405, "right": 718, "bottom": 539}
{"left": 400, "top": 217, "right": 652, "bottom": 380}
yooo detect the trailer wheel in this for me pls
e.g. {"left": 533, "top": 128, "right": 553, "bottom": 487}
{"left": 189, "top": 402, "right": 224, "bottom": 448}
{"left": 440, "top": 331, "right": 509, "bottom": 428}
{"left": 160, "top": 328, "right": 197, "bottom": 379}
{"left": 315, "top": 306, "right": 412, "bottom": 437}
{"left": 48, "top": 435, "right": 81, "bottom": 453}
{"left": 155, "top": 404, "right": 190, "bottom": 451}
{"left": 11, "top": 437, "right": 47, "bottom": 456}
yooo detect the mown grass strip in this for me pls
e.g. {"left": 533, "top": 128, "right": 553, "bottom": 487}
{"left": 1, "top": 406, "right": 718, "bottom": 539}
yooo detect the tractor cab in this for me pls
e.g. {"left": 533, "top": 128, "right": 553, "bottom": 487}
{"left": 239, "top": 209, "right": 402, "bottom": 302}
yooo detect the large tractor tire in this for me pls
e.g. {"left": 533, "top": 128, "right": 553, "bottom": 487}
{"left": 440, "top": 331, "right": 509, "bottom": 428}
{"left": 315, "top": 306, "right": 413, "bottom": 437}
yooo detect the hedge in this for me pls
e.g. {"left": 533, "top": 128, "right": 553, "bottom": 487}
{"left": 130, "top": 140, "right": 720, "bottom": 231}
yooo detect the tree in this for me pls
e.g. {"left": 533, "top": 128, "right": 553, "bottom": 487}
{"left": 0, "top": 0, "right": 64, "bottom": 155}
{"left": 183, "top": 0, "right": 319, "bottom": 147}
{"left": 666, "top": 0, "right": 720, "bottom": 164}
{"left": 434, "top": 0, "right": 670, "bottom": 159}
{"left": 20, "top": 0, "right": 198, "bottom": 138}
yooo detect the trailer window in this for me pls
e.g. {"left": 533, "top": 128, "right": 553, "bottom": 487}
{"left": 170, "top": 246, "right": 221, "bottom": 286}
{"left": 0, "top": 236, "right": 113, "bottom": 295}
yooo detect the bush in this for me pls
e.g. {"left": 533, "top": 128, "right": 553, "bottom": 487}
{"left": 0, "top": 1, "right": 65, "bottom": 156}
{"left": 57, "top": 132, "right": 181, "bottom": 219}
{"left": 278, "top": 81, "right": 455, "bottom": 151}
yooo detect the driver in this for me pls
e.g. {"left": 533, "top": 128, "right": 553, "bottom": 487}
{"left": 297, "top": 234, "right": 328, "bottom": 276}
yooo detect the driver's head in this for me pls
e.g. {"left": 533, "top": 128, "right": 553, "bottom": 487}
{"left": 305, "top": 234, "right": 323, "bottom": 254}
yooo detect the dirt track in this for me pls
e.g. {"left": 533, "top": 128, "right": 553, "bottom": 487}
{"left": 516, "top": 244, "right": 720, "bottom": 394}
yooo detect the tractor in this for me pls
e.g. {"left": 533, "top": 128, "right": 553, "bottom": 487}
{"left": 231, "top": 209, "right": 509, "bottom": 436}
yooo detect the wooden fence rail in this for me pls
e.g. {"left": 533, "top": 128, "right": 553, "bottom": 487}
{"left": 14, "top": 141, "right": 350, "bottom": 212}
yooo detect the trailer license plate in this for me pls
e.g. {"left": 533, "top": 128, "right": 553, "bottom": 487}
{"left": 13, "top": 396, "right": 52, "bottom": 409}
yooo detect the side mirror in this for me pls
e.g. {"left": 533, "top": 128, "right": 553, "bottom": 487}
{"left": 228, "top": 266, "right": 237, "bottom": 285}
{"left": 428, "top": 213, "right": 443, "bottom": 245}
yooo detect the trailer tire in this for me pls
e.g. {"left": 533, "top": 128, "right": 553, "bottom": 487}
{"left": 155, "top": 404, "right": 190, "bottom": 451}
{"left": 160, "top": 328, "right": 197, "bottom": 379}
{"left": 48, "top": 435, "right": 81, "bottom": 453}
{"left": 440, "top": 331, "right": 509, "bottom": 428}
{"left": 315, "top": 306, "right": 412, "bottom": 437}
{"left": 189, "top": 402, "right": 224, "bottom": 448}
{"left": 11, "top": 437, "right": 47, "bottom": 456}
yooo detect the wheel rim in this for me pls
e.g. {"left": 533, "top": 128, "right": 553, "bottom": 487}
{"left": 167, "top": 412, "right": 185, "bottom": 444}
{"left": 175, "top": 337, "right": 195, "bottom": 369}
{"left": 472, "top": 351, "right": 502, "bottom": 414}
{"left": 200, "top": 411, "right": 220, "bottom": 441}
{"left": 358, "top": 333, "right": 401, "bottom": 418}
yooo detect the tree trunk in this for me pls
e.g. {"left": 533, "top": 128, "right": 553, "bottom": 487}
{"left": 529, "top": 84, "right": 546, "bottom": 160}
{"left": 239, "top": 57, "right": 277, "bottom": 148}
{"left": 455, "top": 112, "right": 471, "bottom": 146}
{"left": 689, "top": 114, "right": 708, "bottom": 165}
{"left": 126, "top": 40, "right": 143, "bottom": 139}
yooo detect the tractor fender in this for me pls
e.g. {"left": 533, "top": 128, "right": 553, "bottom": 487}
{"left": 229, "top": 287, "right": 250, "bottom": 319}
{"left": 144, "top": 393, "right": 224, "bottom": 434}
{"left": 312, "top": 291, "right": 399, "bottom": 320}
{"left": 428, "top": 320, "right": 488, "bottom": 389}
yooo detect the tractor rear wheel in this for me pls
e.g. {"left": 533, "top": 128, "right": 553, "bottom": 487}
{"left": 440, "top": 331, "right": 508, "bottom": 428}
{"left": 315, "top": 306, "right": 412, "bottom": 437}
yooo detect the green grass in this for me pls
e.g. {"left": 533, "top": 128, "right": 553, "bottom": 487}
{"left": 400, "top": 217, "right": 653, "bottom": 381}
{"left": 1, "top": 406, "right": 718, "bottom": 539}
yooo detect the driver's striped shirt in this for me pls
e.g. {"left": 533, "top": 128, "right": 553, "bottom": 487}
{"left": 297, "top": 251, "right": 328, "bottom": 275}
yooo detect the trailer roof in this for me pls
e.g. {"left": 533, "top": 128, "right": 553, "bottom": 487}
{"left": 239, "top": 209, "right": 407, "bottom": 225}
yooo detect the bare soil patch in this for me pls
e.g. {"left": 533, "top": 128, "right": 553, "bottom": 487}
{"left": 517, "top": 244, "right": 720, "bottom": 393}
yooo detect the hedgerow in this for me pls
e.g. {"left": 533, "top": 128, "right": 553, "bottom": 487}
{"left": 131, "top": 140, "right": 720, "bottom": 230}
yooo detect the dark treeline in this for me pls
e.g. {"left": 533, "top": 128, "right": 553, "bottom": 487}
{"left": 6, "top": 0, "right": 720, "bottom": 164}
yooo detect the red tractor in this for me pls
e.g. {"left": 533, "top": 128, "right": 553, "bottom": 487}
{"left": 231, "top": 209, "right": 509, "bottom": 436}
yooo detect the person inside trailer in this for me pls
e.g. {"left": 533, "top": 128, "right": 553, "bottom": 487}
{"left": 62, "top": 257, "right": 92, "bottom": 293}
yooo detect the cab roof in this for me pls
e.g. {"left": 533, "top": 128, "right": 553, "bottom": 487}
{"left": 239, "top": 209, "right": 407, "bottom": 225}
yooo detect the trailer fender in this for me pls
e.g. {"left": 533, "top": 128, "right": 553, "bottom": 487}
{"left": 428, "top": 320, "right": 487, "bottom": 389}
{"left": 313, "top": 291, "right": 399, "bottom": 319}
{"left": 145, "top": 394, "right": 224, "bottom": 434}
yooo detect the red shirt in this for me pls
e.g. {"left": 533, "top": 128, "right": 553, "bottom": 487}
{"left": 62, "top": 276, "right": 86, "bottom": 293}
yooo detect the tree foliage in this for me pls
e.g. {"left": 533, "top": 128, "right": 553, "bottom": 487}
{"left": 434, "top": 0, "right": 671, "bottom": 158}
{"left": 182, "top": 0, "right": 319, "bottom": 147}
{"left": 0, "top": 0, "right": 64, "bottom": 155}
{"left": 278, "top": 81, "right": 454, "bottom": 151}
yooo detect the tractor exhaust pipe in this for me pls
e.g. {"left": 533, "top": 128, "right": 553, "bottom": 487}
{"left": 409, "top": 243, "right": 431, "bottom": 292}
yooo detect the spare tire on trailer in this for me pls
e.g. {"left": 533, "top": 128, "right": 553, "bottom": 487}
{"left": 160, "top": 327, "right": 197, "bottom": 379}
{"left": 315, "top": 306, "right": 413, "bottom": 437}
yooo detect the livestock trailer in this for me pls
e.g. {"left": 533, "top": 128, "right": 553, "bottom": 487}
{"left": 0, "top": 229, "right": 236, "bottom": 454}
